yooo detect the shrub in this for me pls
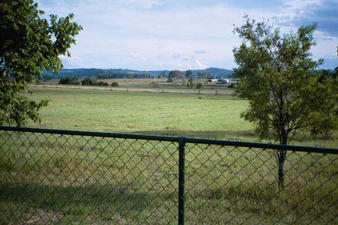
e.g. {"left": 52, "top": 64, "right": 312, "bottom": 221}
{"left": 196, "top": 83, "right": 203, "bottom": 89}
{"left": 98, "top": 81, "right": 109, "bottom": 86}
{"left": 111, "top": 82, "right": 119, "bottom": 87}
{"left": 166, "top": 78, "right": 173, "bottom": 83}
{"left": 59, "top": 77, "right": 80, "bottom": 85}
{"left": 228, "top": 83, "right": 236, "bottom": 88}
{"left": 81, "top": 78, "right": 98, "bottom": 86}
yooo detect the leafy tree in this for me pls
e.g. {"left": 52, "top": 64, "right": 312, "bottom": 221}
{"left": 233, "top": 16, "right": 337, "bottom": 188}
{"left": 60, "top": 77, "right": 80, "bottom": 85}
{"left": 307, "top": 70, "right": 338, "bottom": 138}
{"left": 158, "top": 71, "right": 166, "bottom": 79}
{"left": 196, "top": 82, "right": 203, "bottom": 90}
{"left": 187, "top": 78, "right": 194, "bottom": 89}
{"left": 81, "top": 78, "right": 98, "bottom": 86}
{"left": 97, "top": 81, "right": 109, "bottom": 86}
{"left": 168, "top": 70, "right": 184, "bottom": 79}
{"left": 0, "top": 0, "right": 82, "bottom": 126}
{"left": 185, "top": 70, "right": 193, "bottom": 79}
{"left": 111, "top": 82, "right": 119, "bottom": 87}
{"left": 202, "top": 71, "right": 212, "bottom": 80}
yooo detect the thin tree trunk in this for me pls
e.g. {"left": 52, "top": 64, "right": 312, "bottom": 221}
{"left": 278, "top": 149, "right": 287, "bottom": 188}
{"left": 278, "top": 133, "right": 287, "bottom": 189}
{"left": 277, "top": 88, "right": 288, "bottom": 189}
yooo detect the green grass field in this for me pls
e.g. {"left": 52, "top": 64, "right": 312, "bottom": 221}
{"left": 28, "top": 87, "right": 252, "bottom": 137}
{"left": 0, "top": 87, "right": 337, "bottom": 224}
{"left": 27, "top": 87, "right": 337, "bottom": 147}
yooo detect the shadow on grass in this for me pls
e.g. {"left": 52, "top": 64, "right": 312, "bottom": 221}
{"left": 0, "top": 178, "right": 336, "bottom": 224}
{"left": 0, "top": 182, "right": 177, "bottom": 224}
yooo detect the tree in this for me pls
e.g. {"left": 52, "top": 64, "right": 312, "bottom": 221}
{"left": 202, "top": 71, "right": 212, "bottom": 80}
{"left": 0, "top": 0, "right": 82, "bottom": 126}
{"left": 185, "top": 70, "right": 193, "bottom": 79}
{"left": 81, "top": 78, "right": 98, "bottom": 86}
{"left": 187, "top": 78, "right": 194, "bottom": 89}
{"left": 196, "top": 72, "right": 203, "bottom": 79}
{"left": 168, "top": 70, "right": 184, "bottom": 79}
{"left": 60, "top": 77, "right": 80, "bottom": 85}
{"left": 233, "top": 16, "right": 337, "bottom": 188}
{"left": 307, "top": 70, "right": 338, "bottom": 138}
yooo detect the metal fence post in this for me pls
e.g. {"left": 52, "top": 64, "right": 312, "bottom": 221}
{"left": 178, "top": 137, "right": 186, "bottom": 225}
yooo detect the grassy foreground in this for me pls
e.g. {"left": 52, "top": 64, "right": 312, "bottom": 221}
{"left": 0, "top": 87, "right": 337, "bottom": 224}
{"left": 0, "top": 132, "right": 336, "bottom": 224}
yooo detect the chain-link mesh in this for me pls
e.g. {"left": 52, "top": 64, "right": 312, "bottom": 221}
{"left": 0, "top": 128, "right": 337, "bottom": 225}
{"left": 0, "top": 130, "right": 178, "bottom": 225}
{"left": 185, "top": 143, "right": 337, "bottom": 225}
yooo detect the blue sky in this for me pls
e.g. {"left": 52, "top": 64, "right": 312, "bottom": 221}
{"left": 37, "top": 0, "right": 338, "bottom": 70}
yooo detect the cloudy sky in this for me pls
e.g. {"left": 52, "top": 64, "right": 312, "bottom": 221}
{"left": 37, "top": 0, "right": 337, "bottom": 70}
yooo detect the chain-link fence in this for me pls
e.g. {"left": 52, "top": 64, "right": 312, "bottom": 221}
{"left": 0, "top": 126, "right": 337, "bottom": 225}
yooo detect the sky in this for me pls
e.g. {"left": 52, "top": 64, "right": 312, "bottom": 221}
{"left": 36, "top": 0, "right": 338, "bottom": 70}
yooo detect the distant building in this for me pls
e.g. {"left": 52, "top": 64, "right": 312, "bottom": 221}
{"left": 223, "top": 78, "right": 240, "bottom": 84}
{"left": 208, "top": 78, "right": 218, "bottom": 82}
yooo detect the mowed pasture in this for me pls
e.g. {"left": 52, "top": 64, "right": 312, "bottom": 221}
{"left": 32, "top": 77, "right": 235, "bottom": 95}
{"left": 26, "top": 87, "right": 337, "bottom": 147}
{"left": 27, "top": 87, "right": 251, "bottom": 140}
{"left": 0, "top": 87, "right": 337, "bottom": 224}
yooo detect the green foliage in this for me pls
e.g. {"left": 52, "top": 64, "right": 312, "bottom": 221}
{"left": 98, "top": 81, "right": 109, "bottom": 86}
{"left": 60, "top": 77, "right": 80, "bottom": 85}
{"left": 185, "top": 70, "right": 193, "bottom": 79}
{"left": 203, "top": 72, "right": 212, "bottom": 79}
{"left": 168, "top": 70, "right": 184, "bottom": 79}
{"left": 167, "top": 78, "right": 173, "bottom": 83}
{"left": 0, "top": 0, "right": 82, "bottom": 126}
{"left": 307, "top": 70, "right": 338, "bottom": 138}
{"left": 81, "top": 78, "right": 108, "bottom": 86}
{"left": 110, "top": 82, "right": 119, "bottom": 87}
{"left": 187, "top": 78, "right": 194, "bottom": 89}
{"left": 233, "top": 16, "right": 337, "bottom": 144}
{"left": 81, "top": 78, "right": 97, "bottom": 86}
{"left": 196, "top": 72, "right": 211, "bottom": 79}
{"left": 196, "top": 83, "right": 203, "bottom": 89}
{"left": 233, "top": 16, "right": 338, "bottom": 187}
{"left": 228, "top": 83, "right": 235, "bottom": 88}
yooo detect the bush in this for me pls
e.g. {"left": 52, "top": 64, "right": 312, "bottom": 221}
{"left": 98, "top": 81, "right": 109, "bottom": 86}
{"left": 111, "top": 82, "right": 119, "bottom": 87}
{"left": 167, "top": 78, "right": 173, "bottom": 83}
{"left": 196, "top": 83, "right": 203, "bottom": 89}
{"left": 228, "top": 83, "right": 236, "bottom": 88}
{"left": 59, "top": 77, "right": 80, "bottom": 85}
{"left": 81, "top": 78, "right": 98, "bottom": 86}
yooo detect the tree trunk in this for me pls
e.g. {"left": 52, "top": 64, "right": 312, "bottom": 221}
{"left": 278, "top": 133, "right": 287, "bottom": 189}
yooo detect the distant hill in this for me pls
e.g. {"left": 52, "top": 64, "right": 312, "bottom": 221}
{"left": 42, "top": 67, "right": 233, "bottom": 80}
{"left": 197, "top": 67, "right": 232, "bottom": 77}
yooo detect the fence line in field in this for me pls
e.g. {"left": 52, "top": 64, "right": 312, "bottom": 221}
{"left": 30, "top": 84, "right": 235, "bottom": 95}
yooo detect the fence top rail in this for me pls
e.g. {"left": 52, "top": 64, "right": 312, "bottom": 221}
{"left": 0, "top": 126, "right": 337, "bottom": 154}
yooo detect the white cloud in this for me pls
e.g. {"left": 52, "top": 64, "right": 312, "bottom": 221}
{"left": 312, "top": 31, "right": 338, "bottom": 59}
{"left": 119, "top": 0, "right": 165, "bottom": 9}
{"left": 274, "top": 0, "right": 323, "bottom": 26}
{"left": 36, "top": 0, "right": 337, "bottom": 70}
